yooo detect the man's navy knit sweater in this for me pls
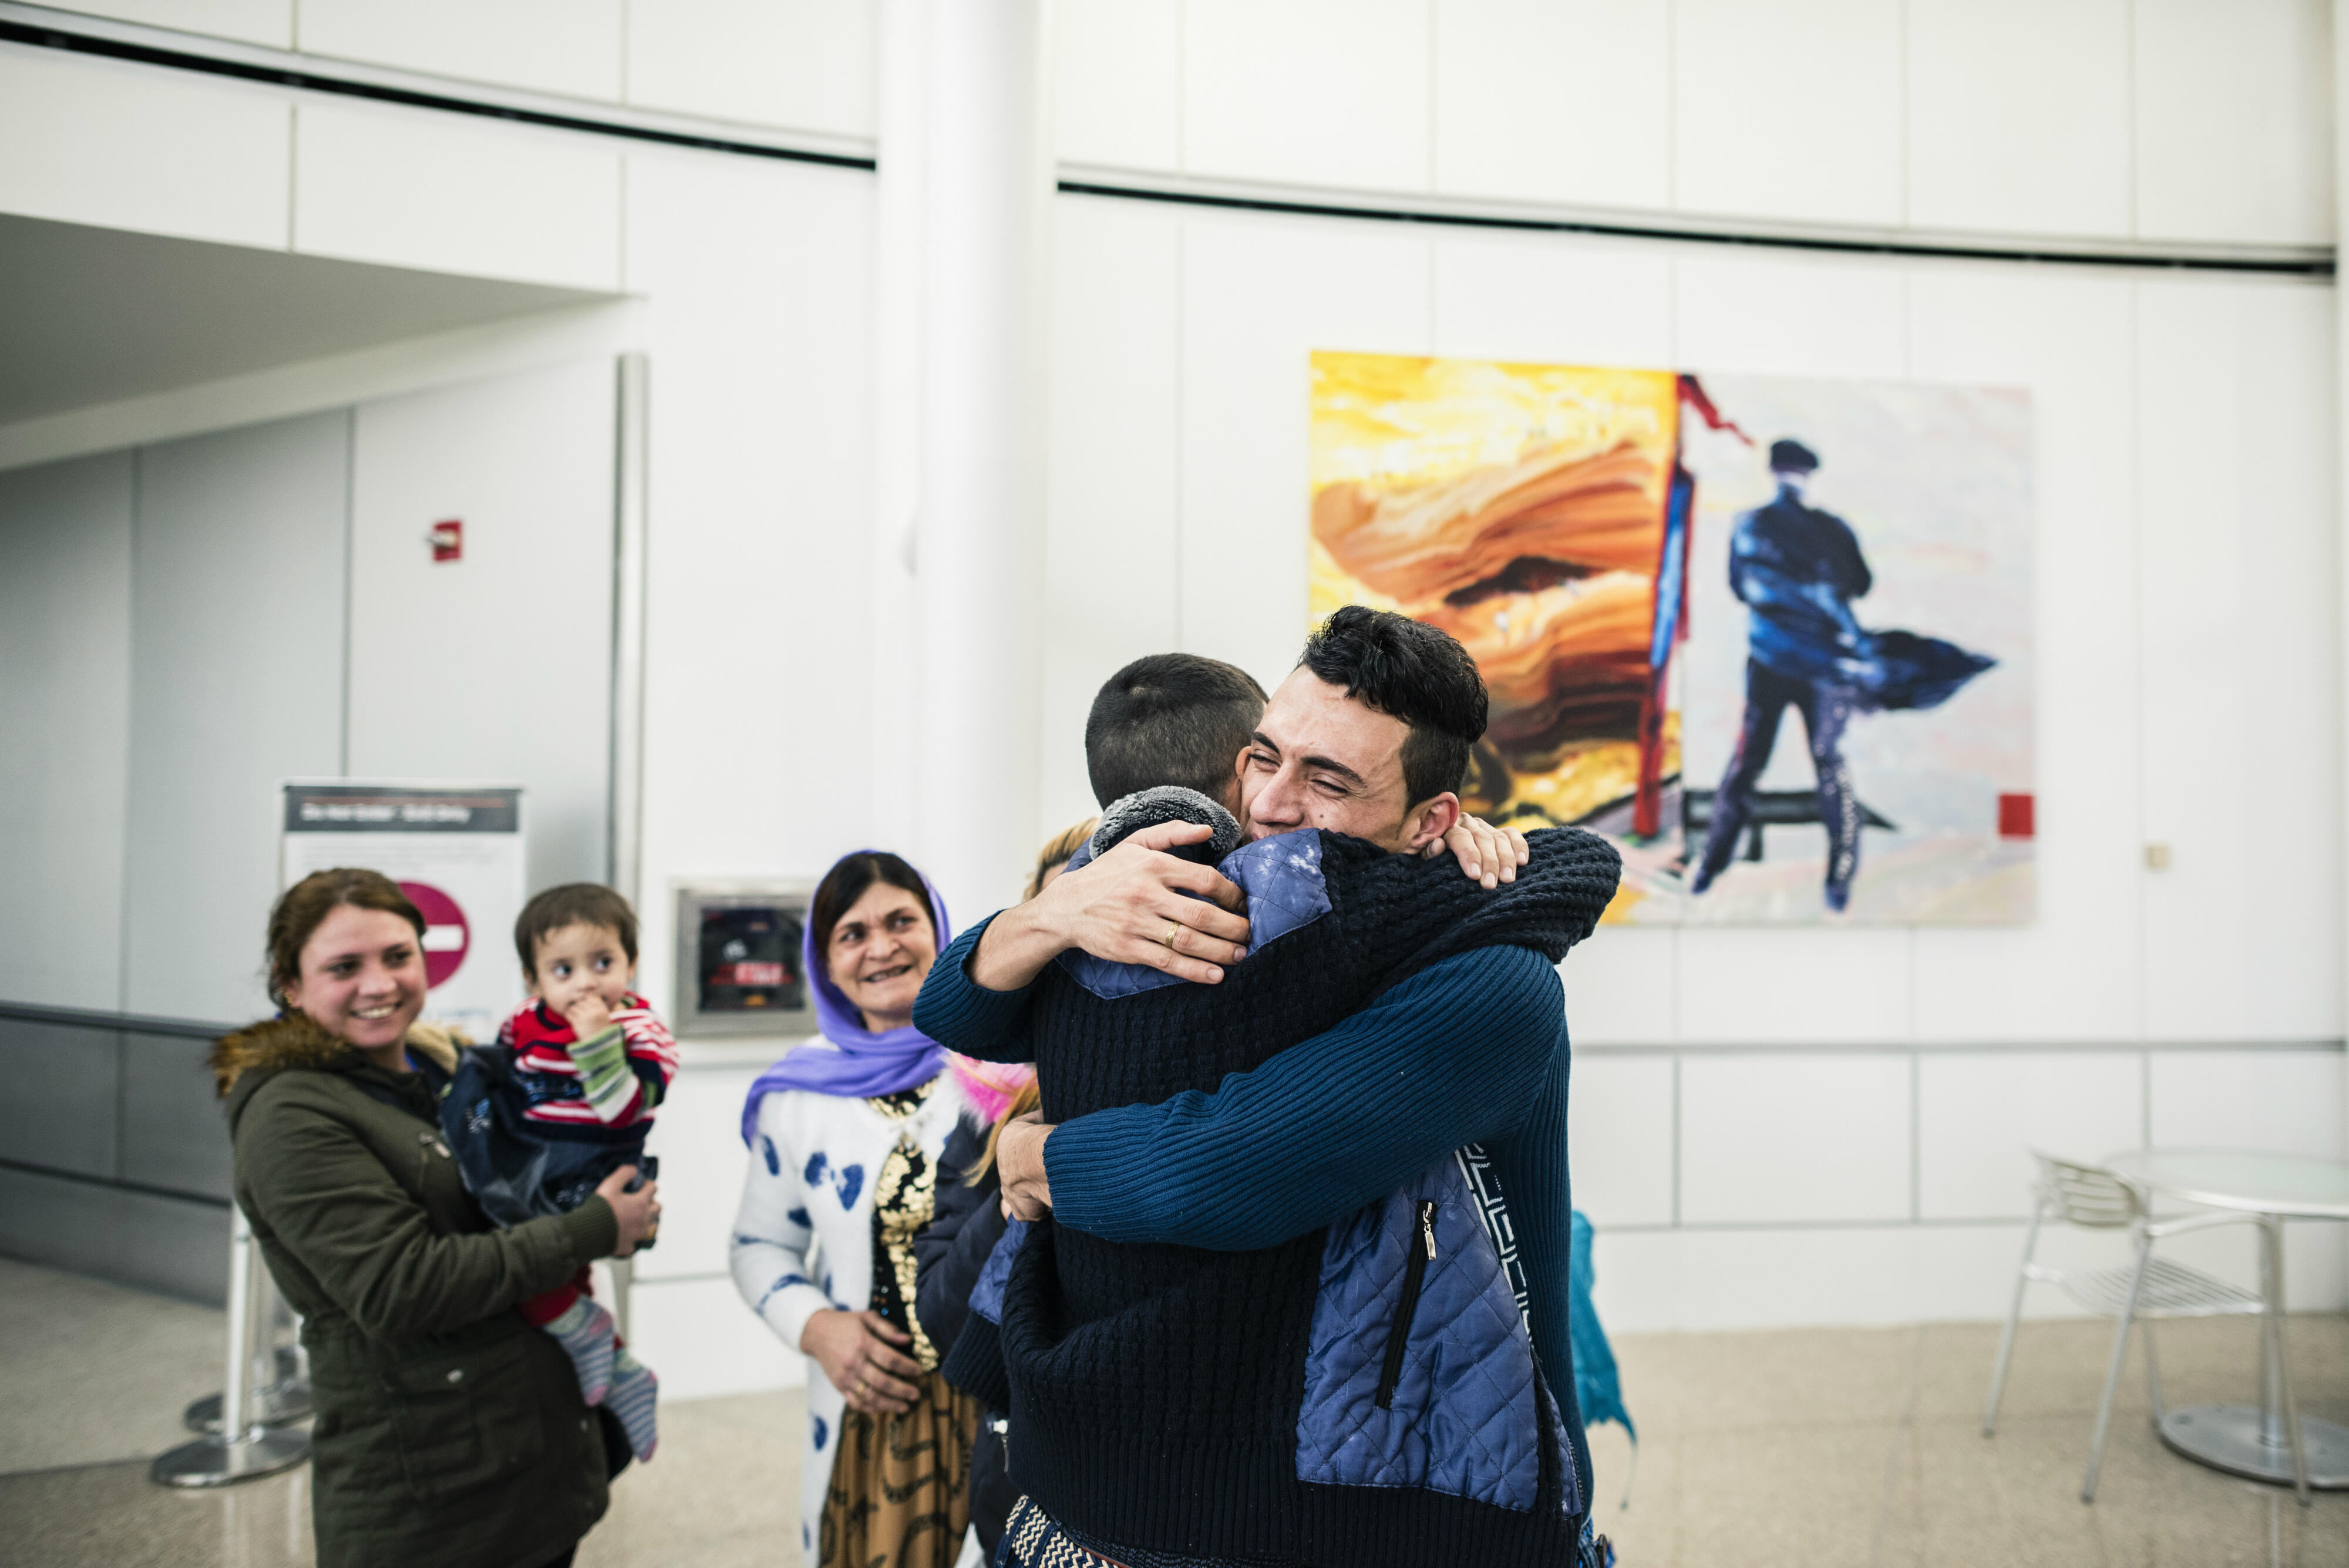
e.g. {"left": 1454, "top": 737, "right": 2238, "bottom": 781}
{"left": 921, "top": 930, "right": 1577, "bottom": 1412}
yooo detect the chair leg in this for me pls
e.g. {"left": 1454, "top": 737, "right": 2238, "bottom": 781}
{"left": 1984, "top": 1210, "right": 2041, "bottom": 1438}
{"left": 2140, "top": 1315, "right": 2163, "bottom": 1418}
{"left": 2082, "top": 1236, "right": 2153, "bottom": 1504}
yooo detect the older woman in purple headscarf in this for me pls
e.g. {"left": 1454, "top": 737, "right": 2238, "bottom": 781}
{"left": 730, "top": 850, "right": 1021, "bottom": 1568}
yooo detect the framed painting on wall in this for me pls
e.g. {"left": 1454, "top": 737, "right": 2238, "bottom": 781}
{"left": 1308, "top": 351, "right": 2033, "bottom": 925}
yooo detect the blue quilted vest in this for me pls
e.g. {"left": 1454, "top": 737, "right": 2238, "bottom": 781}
{"left": 992, "top": 827, "right": 1618, "bottom": 1567}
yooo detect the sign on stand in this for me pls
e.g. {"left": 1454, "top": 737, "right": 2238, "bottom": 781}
{"left": 280, "top": 781, "right": 526, "bottom": 1044}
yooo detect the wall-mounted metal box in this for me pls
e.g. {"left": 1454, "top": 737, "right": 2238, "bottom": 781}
{"left": 672, "top": 883, "right": 816, "bottom": 1037}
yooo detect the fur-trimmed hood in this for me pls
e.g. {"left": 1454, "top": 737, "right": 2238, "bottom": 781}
{"left": 210, "top": 1012, "right": 463, "bottom": 1100}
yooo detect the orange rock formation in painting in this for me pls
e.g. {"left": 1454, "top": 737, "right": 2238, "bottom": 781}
{"left": 1313, "top": 439, "right": 1665, "bottom": 751}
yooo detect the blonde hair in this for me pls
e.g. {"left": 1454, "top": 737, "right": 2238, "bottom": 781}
{"left": 963, "top": 819, "right": 1097, "bottom": 1183}
{"left": 967, "top": 1079, "right": 1045, "bottom": 1184}
{"left": 1025, "top": 816, "right": 1101, "bottom": 901}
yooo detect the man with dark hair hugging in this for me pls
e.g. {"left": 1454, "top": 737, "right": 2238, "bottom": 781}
{"left": 915, "top": 608, "right": 1621, "bottom": 1568}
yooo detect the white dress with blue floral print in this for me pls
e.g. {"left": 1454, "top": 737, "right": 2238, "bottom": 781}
{"left": 729, "top": 1044, "right": 975, "bottom": 1567}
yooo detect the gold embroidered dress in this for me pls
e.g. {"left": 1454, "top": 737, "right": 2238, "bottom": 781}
{"left": 819, "top": 1079, "right": 981, "bottom": 1567}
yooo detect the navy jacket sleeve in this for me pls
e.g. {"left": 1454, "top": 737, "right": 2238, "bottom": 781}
{"left": 912, "top": 1117, "right": 1007, "bottom": 1358}
{"left": 1042, "top": 944, "right": 1566, "bottom": 1254}
{"left": 911, "top": 916, "right": 1038, "bottom": 1065}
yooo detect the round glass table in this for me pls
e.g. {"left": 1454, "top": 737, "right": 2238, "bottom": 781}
{"left": 2102, "top": 1149, "right": 2349, "bottom": 1499}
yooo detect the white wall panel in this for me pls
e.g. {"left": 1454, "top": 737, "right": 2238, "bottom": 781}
{"left": 1559, "top": 927, "right": 1677, "bottom": 1045}
{"left": 124, "top": 413, "right": 348, "bottom": 1024}
{"left": 1607, "top": 1223, "right": 2151, "bottom": 1333}
{"left": 294, "top": 100, "right": 622, "bottom": 291}
{"left": 2138, "top": 281, "right": 2340, "bottom": 1042}
{"left": 1566, "top": 1055, "right": 1675, "bottom": 1227}
{"left": 298, "top": 0, "right": 623, "bottom": 101}
{"left": 1672, "top": 0, "right": 1903, "bottom": 228}
{"left": 1676, "top": 928, "right": 1911, "bottom": 1044}
{"left": 2155, "top": 1210, "right": 2346, "bottom": 1313}
{"left": 1916, "top": 1053, "right": 2143, "bottom": 1220}
{"left": 1913, "top": 1220, "right": 2143, "bottom": 1323}
{"left": 2148, "top": 1051, "right": 2347, "bottom": 1159}
{"left": 2133, "top": 0, "right": 2334, "bottom": 247}
{"left": 1580, "top": 1226, "right": 1677, "bottom": 1334}
{"left": 1670, "top": 1225, "right": 1921, "bottom": 1328}
{"left": 1182, "top": 0, "right": 1431, "bottom": 193}
{"left": 636, "top": 1068, "right": 758, "bottom": 1280}
{"left": 1595, "top": 1223, "right": 2144, "bottom": 1332}
{"left": 0, "top": 48, "right": 288, "bottom": 249}
{"left": 52, "top": 1, "right": 291, "bottom": 46}
{"left": 1431, "top": 0, "right": 1670, "bottom": 211}
{"left": 1906, "top": 0, "right": 2132, "bottom": 238}
{"left": 1055, "top": 0, "right": 1181, "bottom": 170}
{"left": 1431, "top": 235, "right": 1674, "bottom": 369}
{"left": 1177, "top": 217, "right": 1430, "bottom": 690}
{"left": 2282, "top": 1223, "right": 2348, "bottom": 1311}
{"left": 1672, "top": 253, "right": 1906, "bottom": 380}
{"left": 1906, "top": 269, "right": 2141, "bottom": 1042}
{"left": 627, "top": 1276, "right": 806, "bottom": 1399}
{"left": 346, "top": 362, "right": 615, "bottom": 901}
{"left": 1041, "top": 199, "right": 1183, "bottom": 838}
{"left": 1679, "top": 1054, "right": 1911, "bottom": 1223}
{"left": 626, "top": 0, "right": 874, "bottom": 137}
{"left": 623, "top": 155, "right": 876, "bottom": 1009}
{"left": 0, "top": 455, "right": 133, "bottom": 1010}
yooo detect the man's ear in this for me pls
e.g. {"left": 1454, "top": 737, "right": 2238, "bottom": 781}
{"left": 1401, "top": 792, "right": 1462, "bottom": 853}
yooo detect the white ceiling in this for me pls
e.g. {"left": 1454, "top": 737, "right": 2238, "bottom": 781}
{"left": 0, "top": 214, "right": 613, "bottom": 428}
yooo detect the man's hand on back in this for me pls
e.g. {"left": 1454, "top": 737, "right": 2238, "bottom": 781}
{"left": 966, "top": 820, "right": 1253, "bottom": 992}
{"left": 1424, "top": 814, "right": 1530, "bottom": 889}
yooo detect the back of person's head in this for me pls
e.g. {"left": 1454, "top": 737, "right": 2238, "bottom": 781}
{"left": 514, "top": 882, "right": 640, "bottom": 978}
{"left": 1084, "top": 654, "right": 1269, "bottom": 807}
{"left": 1026, "top": 817, "right": 1100, "bottom": 901}
{"left": 1299, "top": 605, "right": 1488, "bottom": 806}
{"left": 265, "top": 867, "right": 425, "bottom": 1010}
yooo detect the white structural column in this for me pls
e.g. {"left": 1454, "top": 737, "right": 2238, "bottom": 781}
{"left": 870, "top": 0, "right": 927, "bottom": 852}
{"left": 907, "top": 0, "right": 1056, "bottom": 924}
{"left": 2337, "top": 0, "right": 2349, "bottom": 1160}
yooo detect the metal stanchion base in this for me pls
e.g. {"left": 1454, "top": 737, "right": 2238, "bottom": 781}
{"left": 150, "top": 1428, "right": 310, "bottom": 1489}
{"left": 2157, "top": 1405, "right": 2349, "bottom": 1489}
{"left": 184, "top": 1348, "right": 305, "bottom": 1432}
{"left": 183, "top": 1381, "right": 312, "bottom": 1434}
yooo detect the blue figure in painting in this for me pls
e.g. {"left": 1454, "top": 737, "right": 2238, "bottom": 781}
{"left": 1690, "top": 438, "right": 1993, "bottom": 913}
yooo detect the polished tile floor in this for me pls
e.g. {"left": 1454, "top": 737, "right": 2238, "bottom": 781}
{"left": 3, "top": 1257, "right": 2343, "bottom": 1567}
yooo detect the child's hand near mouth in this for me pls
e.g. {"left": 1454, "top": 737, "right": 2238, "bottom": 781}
{"left": 563, "top": 988, "right": 613, "bottom": 1040}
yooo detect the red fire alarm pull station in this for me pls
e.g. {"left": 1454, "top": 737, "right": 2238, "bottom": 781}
{"left": 428, "top": 520, "right": 463, "bottom": 562}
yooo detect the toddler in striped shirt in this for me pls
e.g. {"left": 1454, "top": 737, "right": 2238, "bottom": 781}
{"left": 466, "top": 883, "right": 677, "bottom": 1462}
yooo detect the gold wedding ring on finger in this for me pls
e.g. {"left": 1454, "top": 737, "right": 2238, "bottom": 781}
{"left": 1162, "top": 920, "right": 1183, "bottom": 949}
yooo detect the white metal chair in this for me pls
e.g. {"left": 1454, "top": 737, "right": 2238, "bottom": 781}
{"left": 1981, "top": 1152, "right": 2267, "bottom": 1502}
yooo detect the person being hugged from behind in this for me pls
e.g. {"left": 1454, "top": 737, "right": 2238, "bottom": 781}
{"left": 445, "top": 883, "right": 678, "bottom": 1463}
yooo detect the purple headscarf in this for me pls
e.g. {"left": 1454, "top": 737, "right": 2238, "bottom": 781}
{"left": 739, "top": 852, "right": 954, "bottom": 1145}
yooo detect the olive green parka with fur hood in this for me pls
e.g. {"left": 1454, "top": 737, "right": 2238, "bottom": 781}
{"left": 213, "top": 1013, "right": 618, "bottom": 1568}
